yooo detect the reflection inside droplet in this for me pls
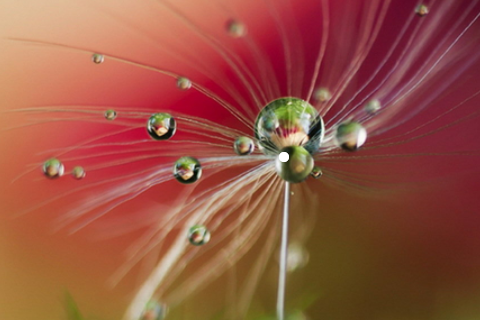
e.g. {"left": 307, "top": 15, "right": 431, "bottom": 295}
{"left": 188, "top": 225, "right": 211, "bottom": 246}
{"left": 42, "top": 158, "right": 64, "bottom": 179}
{"left": 173, "top": 157, "right": 202, "bottom": 184}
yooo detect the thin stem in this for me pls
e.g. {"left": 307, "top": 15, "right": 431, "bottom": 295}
{"left": 277, "top": 181, "right": 290, "bottom": 320}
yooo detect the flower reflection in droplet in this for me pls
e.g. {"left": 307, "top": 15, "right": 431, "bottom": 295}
{"left": 2, "top": 0, "right": 480, "bottom": 319}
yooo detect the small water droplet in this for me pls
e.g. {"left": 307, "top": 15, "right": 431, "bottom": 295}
{"left": 233, "top": 136, "right": 255, "bottom": 155}
{"left": 415, "top": 4, "right": 429, "bottom": 16}
{"left": 313, "top": 87, "right": 332, "bottom": 102}
{"left": 275, "top": 146, "right": 314, "bottom": 183}
{"left": 91, "top": 53, "right": 104, "bottom": 64}
{"left": 140, "top": 300, "right": 168, "bottom": 320}
{"left": 310, "top": 166, "right": 323, "bottom": 179}
{"left": 147, "top": 113, "right": 176, "bottom": 140}
{"left": 173, "top": 157, "right": 202, "bottom": 184}
{"left": 104, "top": 109, "right": 117, "bottom": 121}
{"left": 226, "top": 19, "right": 247, "bottom": 38}
{"left": 335, "top": 121, "right": 367, "bottom": 151}
{"left": 176, "top": 77, "right": 192, "bottom": 90}
{"left": 364, "top": 99, "right": 381, "bottom": 114}
{"left": 188, "top": 225, "right": 211, "bottom": 246}
{"left": 287, "top": 242, "right": 310, "bottom": 272}
{"left": 43, "top": 158, "right": 64, "bottom": 179}
{"left": 71, "top": 166, "right": 86, "bottom": 180}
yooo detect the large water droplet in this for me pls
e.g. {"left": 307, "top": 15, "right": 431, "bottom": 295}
{"left": 275, "top": 146, "right": 314, "bottom": 183}
{"left": 415, "top": 4, "right": 429, "bottom": 16}
{"left": 43, "top": 158, "right": 64, "bottom": 179}
{"left": 71, "top": 166, "right": 86, "bottom": 180}
{"left": 91, "top": 53, "right": 104, "bottom": 64}
{"left": 140, "top": 300, "right": 167, "bottom": 320}
{"left": 173, "top": 157, "right": 202, "bottom": 184}
{"left": 335, "top": 121, "right": 367, "bottom": 151}
{"left": 104, "top": 109, "right": 117, "bottom": 121}
{"left": 188, "top": 225, "right": 211, "bottom": 246}
{"left": 147, "top": 113, "right": 176, "bottom": 140}
{"left": 313, "top": 87, "right": 332, "bottom": 103}
{"left": 176, "top": 77, "right": 192, "bottom": 90}
{"left": 226, "top": 19, "right": 247, "bottom": 38}
{"left": 255, "top": 97, "right": 324, "bottom": 155}
{"left": 233, "top": 136, "right": 255, "bottom": 155}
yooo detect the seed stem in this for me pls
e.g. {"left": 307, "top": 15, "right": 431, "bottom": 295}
{"left": 277, "top": 181, "right": 290, "bottom": 320}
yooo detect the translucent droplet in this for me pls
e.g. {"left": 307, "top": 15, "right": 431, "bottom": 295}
{"left": 173, "top": 157, "right": 202, "bottom": 184}
{"left": 415, "top": 4, "right": 429, "bottom": 16}
{"left": 287, "top": 242, "right": 310, "bottom": 272}
{"left": 233, "top": 136, "right": 254, "bottom": 155}
{"left": 91, "top": 53, "right": 104, "bottom": 64}
{"left": 104, "top": 109, "right": 117, "bottom": 121}
{"left": 275, "top": 146, "right": 314, "bottom": 183}
{"left": 255, "top": 97, "right": 324, "bottom": 155}
{"left": 364, "top": 99, "right": 381, "bottom": 114}
{"left": 310, "top": 166, "right": 323, "bottom": 179}
{"left": 226, "top": 19, "right": 247, "bottom": 38}
{"left": 42, "top": 158, "right": 64, "bottom": 179}
{"left": 140, "top": 300, "right": 168, "bottom": 320}
{"left": 71, "top": 166, "right": 86, "bottom": 180}
{"left": 313, "top": 87, "right": 332, "bottom": 103}
{"left": 147, "top": 113, "right": 176, "bottom": 140}
{"left": 176, "top": 77, "right": 192, "bottom": 90}
{"left": 188, "top": 225, "right": 211, "bottom": 246}
{"left": 335, "top": 121, "right": 367, "bottom": 151}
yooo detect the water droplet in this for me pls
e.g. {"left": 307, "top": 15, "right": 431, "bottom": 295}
{"left": 188, "top": 225, "right": 211, "bottom": 246}
{"left": 313, "top": 87, "right": 332, "bottom": 102}
{"left": 173, "top": 157, "right": 202, "bottom": 184}
{"left": 255, "top": 97, "right": 324, "bottom": 155}
{"left": 91, "top": 53, "right": 104, "bottom": 64}
{"left": 71, "top": 166, "right": 86, "bottom": 180}
{"left": 335, "top": 121, "right": 367, "bottom": 151}
{"left": 364, "top": 99, "right": 381, "bottom": 114}
{"left": 275, "top": 146, "right": 314, "bottom": 183}
{"left": 278, "top": 152, "right": 289, "bottom": 163}
{"left": 104, "top": 109, "right": 117, "bottom": 121}
{"left": 42, "top": 158, "right": 64, "bottom": 179}
{"left": 176, "top": 77, "right": 192, "bottom": 90}
{"left": 147, "top": 113, "right": 176, "bottom": 140}
{"left": 233, "top": 136, "right": 255, "bottom": 155}
{"left": 415, "top": 4, "right": 429, "bottom": 16}
{"left": 287, "top": 242, "right": 310, "bottom": 272}
{"left": 226, "top": 19, "right": 247, "bottom": 38}
{"left": 140, "top": 300, "right": 168, "bottom": 320}
{"left": 310, "top": 166, "right": 323, "bottom": 179}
